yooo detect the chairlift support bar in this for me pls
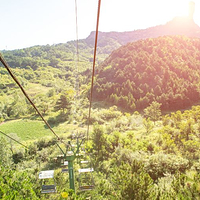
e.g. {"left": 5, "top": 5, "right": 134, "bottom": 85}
{"left": 63, "top": 138, "right": 84, "bottom": 191}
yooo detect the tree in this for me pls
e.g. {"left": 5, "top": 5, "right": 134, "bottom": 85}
{"left": 38, "top": 102, "right": 49, "bottom": 115}
{"left": 92, "top": 123, "right": 106, "bottom": 162}
{"left": 7, "top": 133, "right": 20, "bottom": 155}
{"left": 0, "top": 137, "right": 12, "bottom": 167}
{"left": 54, "top": 95, "right": 71, "bottom": 113}
{"left": 144, "top": 101, "right": 162, "bottom": 124}
{"left": 143, "top": 118, "right": 154, "bottom": 134}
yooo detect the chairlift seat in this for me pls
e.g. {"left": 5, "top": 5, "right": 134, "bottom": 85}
{"left": 63, "top": 161, "right": 68, "bottom": 166}
{"left": 62, "top": 168, "right": 69, "bottom": 173}
{"left": 79, "top": 185, "right": 94, "bottom": 191}
{"left": 67, "top": 151, "right": 74, "bottom": 155}
{"left": 41, "top": 185, "right": 56, "bottom": 193}
{"left": 80, "top": 160, "right": 89, "bottom": 164}
{"left": 61, "top": 161, "right": 68, "bottom": 166}
{"left": 78, "top": 168, "right": 94, "bottom": 173}
{"left": 39, "top": 170, "right": 54, "bottom": 179}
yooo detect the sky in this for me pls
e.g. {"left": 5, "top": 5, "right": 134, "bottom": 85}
{"left": 0, "top": 0, "right": 199, "bottom": 50}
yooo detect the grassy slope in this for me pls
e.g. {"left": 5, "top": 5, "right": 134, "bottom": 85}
{"left": 25, "top": 83, "right": 51, "bottom": 97}
{"left": 0, "top": 118, "right": 88, "bottom": 142}
{"left": 0, "top": 119, "right": 52, "bottom": 141}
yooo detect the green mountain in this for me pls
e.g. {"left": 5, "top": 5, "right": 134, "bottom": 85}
{"left": 94, "top": 36, "right": 200, "bottom": 111}
{"left": 3, "top": 13, "right": 200, "bottom": 71}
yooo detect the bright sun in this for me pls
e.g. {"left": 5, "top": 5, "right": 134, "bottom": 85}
{"left": 123, "top": 0, "right": 195, "bottom": 31}
{"left": 172, "top": 0, "right": 196, "bottom": 19}
{"left": 172, "top": 0, "right": 190, "bottom": 17}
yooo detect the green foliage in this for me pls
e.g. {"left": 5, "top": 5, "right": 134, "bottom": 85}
{"left": 110, "top": 162, "right": 155, "bottom": 200}
{"left": 143, "top": 118, "right": 154, "bottom": 134}
{"left": 94, "top": 36, "right": 200, "bottom": 111}
{"left": 0, "top": 137, "right": 12, "bottom": 167}
{"left": 91, "top": 123, "right": 107, "bottom": 163}
{"left": 55, "top": 95, "right": 71, "bottom": 113}
{"left": 144, "top": 101, "right": 162, "bottom": 123}
{"left": 0, "top": 166, "right": 40, "bottom": 199}
{"left": 1, "top": 105, "right": 200, "bottom": 199}
{"left": 145, "top": 153, "right": 189, "bottom": 180}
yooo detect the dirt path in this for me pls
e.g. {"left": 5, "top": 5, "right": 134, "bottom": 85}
{"left": 0, "top": 122, "right": 5, "bottom": 126}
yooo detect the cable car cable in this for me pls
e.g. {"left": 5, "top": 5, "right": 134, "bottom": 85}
{"left": 75, "top": 0, "right": 79, "bottom": 62}
{"left": 78, "top": 0, "right": 102, "bottom": 190}
{"left": 0, "top": 53, "right": 65, "bottom": 154}
{"left": 0, "top": 130, "right": 28, "bottom": 149}
{"left": 86, "top": 0, "right": 101, "bottom": 140}
{"left": 72, "top": 0, "right": 80, "bottom": 125}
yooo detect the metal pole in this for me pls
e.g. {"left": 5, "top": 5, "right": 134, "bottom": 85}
{"left": 65, "top": 139, "right": 83, "bottom": 191}
{"left": 68, "top": 160, "right": 75, "bottom": 191}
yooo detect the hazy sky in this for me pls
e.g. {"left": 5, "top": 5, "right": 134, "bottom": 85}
{"left": 0, "top": 0, "right": 199, "bottom": 50}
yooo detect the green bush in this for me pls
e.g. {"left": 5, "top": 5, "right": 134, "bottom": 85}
{"left": 145, "top": 153, "right": 189, "bottom": 180}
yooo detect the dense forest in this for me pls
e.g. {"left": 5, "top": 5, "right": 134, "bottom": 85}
{"left": 1, "top": 21, "right": 200, "bottom": 198}
{"left": 94, "top": 36, "right": 200, "bottom": 111}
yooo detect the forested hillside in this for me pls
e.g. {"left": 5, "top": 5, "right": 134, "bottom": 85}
{"left": 94, "top": 36, "right": 200, "bottom": 111}
{"left": 0, "top": 39, "right": 110, "bottom": 123}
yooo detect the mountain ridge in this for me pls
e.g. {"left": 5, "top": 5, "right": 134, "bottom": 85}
{"left": 86, "top": 16, "right": 200, "bottom": 48}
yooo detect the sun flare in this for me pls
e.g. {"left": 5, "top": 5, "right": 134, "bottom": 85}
{"left": 171, "top": 0, "right": 190, "bottom": 17}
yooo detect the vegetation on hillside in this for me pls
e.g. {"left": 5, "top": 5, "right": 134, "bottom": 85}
{"left": 1, "top": 104, "right": 200, "bottom": 199}
{"left": 94, "top": 36, "right": 200, "bottom": 111}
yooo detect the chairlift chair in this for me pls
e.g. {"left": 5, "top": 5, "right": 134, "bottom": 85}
{"left": 56, "top": 154, "right": 65, "bottom": 165}
{"left": 61, "top": 161, "right": 69, "bottom": 173}
{"left": 62, "top": 168, "right": 69, "bottom": 173}
{"left": 79, "top": 160, "right": 89, "bottom": 168}
{"left": 80, "top": 160, "right": 89, "bottom": 164}
{"left": 78, "top": 168, "right": 94, "bottom": 191}
{"left": 39, "top": 170, "right": 56, "bottom": 194}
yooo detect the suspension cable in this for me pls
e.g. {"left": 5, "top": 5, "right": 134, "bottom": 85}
{"left": 86, "top": 0, "right": 101, "bottom": 140}
{"left": 73, "top": 0, "right": 80, "bottom": 125}
{"left": 0, "top": 130, "right": 28, "bottom": 149}
{"left": 75, "top": 0, "right": 79, "bottom": 62}
{"left": 0, "top": 53, "right": 65, "bottom": 154}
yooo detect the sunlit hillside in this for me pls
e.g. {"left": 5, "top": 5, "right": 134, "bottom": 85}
{"left": 94, "top": 36, "right": 200, "bottom": 111}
